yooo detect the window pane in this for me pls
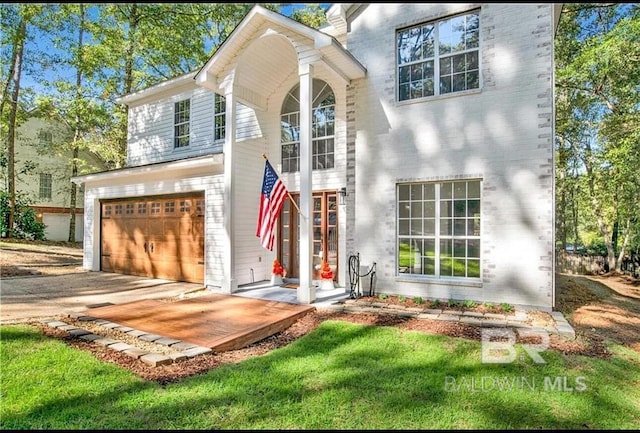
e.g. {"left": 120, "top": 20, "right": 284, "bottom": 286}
{"left": 410, "top": 184, "right": 422, "bottom": 200}
{"left": 399, "top": 203, "right": 410, "bottom": 218}
{"left": 440, "top": 257, "right": 453, "bottom": 276}
{"left": 468, "top": 199, "right": 481, "bottom": 216}
{"left": 424, "top": 184, "right": 435, "bottom": 200}
{"left": 454, "top": 200, "right": 466, "bottom": 217}
{"left": 454, "top": 239, "right": 466, "bottom": 257}
{"left": 411, "top": 202, "right": 422, "bottom": 217}
{"left": 398, "top": 185, "right": 410, "bottom": 201}
{"left": 468, "top": 181, "right": 480, "bottom": 198}
{"left": 424, "top": 239, "right": 436, "bottom": 256}
{"left": 424, "top": 218, "right": 435, "bottom": 235}
{"left": 454, "top": 218, "right": 466, "bottom": 236}
{"left": 468, "top": 259, "right": 480, "bottom": 277}
{"left": 423, "top": 257, "right": 436, "bottom": 275}
{"left": 468, "top": 239, "right": 480, "bottom": 258}
{"left": 441, "top": 182, "right": 453, "bottom": 199}
{"left": 453, "top": 259, "right": 466, "bottom": 277}
{"left": 440, "top": 200, "right": 452, "bottom": 218}
{"left": 440, "top": 218, "right": 452, "bottom": 236}
{"left": 424, "top": 201, "right": 435, "bottom": 217}
{"left": 399, "top": 220, "right": 410, "bottom": 235}
{"left": 411, "top": 218, "right": 423, "bottom": 235}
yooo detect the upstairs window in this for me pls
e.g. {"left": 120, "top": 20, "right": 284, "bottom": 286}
{"left": 397, "top": 10, "right": 480, "bottom": 102}
{"left": 174, "top": 99, "right": 190, "bottom": 148}
{"left": 214, "top": 93, "right": 226, "bottom": 142}
{"left": 281, "top": 79, "right": 335, "bottom": 173}
{"left": 39, "top": 173, "right": 52, "bottom": 200}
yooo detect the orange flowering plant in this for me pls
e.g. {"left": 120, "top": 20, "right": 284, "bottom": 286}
{"left": 320, "top": 261, "right": 334, "bottom": 279}
{"left": 272, "top": 259, "right": 284, "bottom": 276}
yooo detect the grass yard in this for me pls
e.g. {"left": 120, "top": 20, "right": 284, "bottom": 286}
{"left": 2, "top": 320, "right": 639, "bottom": 429}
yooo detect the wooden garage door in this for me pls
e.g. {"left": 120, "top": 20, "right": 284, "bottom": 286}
{"left": 101, "top": 194, "right": 205, "bottom": 283}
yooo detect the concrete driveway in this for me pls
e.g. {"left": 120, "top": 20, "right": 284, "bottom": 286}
{"left": 0, "top": 271, "right": 203, "bottom": 324}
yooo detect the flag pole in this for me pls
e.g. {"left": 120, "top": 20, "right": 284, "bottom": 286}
{"left": 262, "top": 153, "right": 304, "bottom": 217}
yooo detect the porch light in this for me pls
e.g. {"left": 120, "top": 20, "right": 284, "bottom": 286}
{"left": 339, "top": 187, "right": 347, "bottom": 205}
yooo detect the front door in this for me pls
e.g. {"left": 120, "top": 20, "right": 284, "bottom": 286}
{"left": 279, "top": 191, "right": 338, "bottom": 281}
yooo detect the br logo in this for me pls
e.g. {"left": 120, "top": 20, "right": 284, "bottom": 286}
{"left": 481, "top": 328, "right": 549, "bottom": 364}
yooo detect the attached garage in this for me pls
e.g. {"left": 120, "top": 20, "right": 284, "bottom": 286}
{"left": 72, "top": 154, "right": 225, "bottom": 289}
{"left": 101, "top": 193, "right": 205, "bottom": 283}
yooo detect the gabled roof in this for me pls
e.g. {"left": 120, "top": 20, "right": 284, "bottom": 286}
{"left": 194, "top": 4, "right": 366, "bottom": 94}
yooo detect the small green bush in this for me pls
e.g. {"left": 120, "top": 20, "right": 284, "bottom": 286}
{"left": 0, "top": 191, "right": 46, "bottom": 240}
{"left": 463, "top": 300, "right": 478, "bottom": 309}
{"left": 432, "top": 299, "right": 441, "bottom": 307}
{"left": 447, "top": 298, "right": 458, "bottom": 307}
{"left": 398, "top": 295, "right": 406, "bottom": 303}
{"left": 413, "top": 296, "right": 424, "bottom": 304}
{"left": 378, "top": 293, "right": 389, "bottom": 300}
{"left": 500, "top": 303, "right": 513, "bottom": 312}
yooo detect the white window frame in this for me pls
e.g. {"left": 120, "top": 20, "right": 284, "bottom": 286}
{"left": 396, "top": 179, "right": 481, "bottom": 280}
{"left": 39, "top": 173, "right": 52, "bottom": 200}
{"left": 174, "top": 99, "right": 190, "bottom": 148}
{"left": 214, "top": 93, "right": 225, "bottom": 142}
{"left": 397, "top": 10, "right": 480, "bottom": 102}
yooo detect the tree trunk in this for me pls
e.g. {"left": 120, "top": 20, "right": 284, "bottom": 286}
{"left": 5, "top": 16, "right": 26, "bottom": 238}
{"left": 68, "top": 4, "right": 85, "bottom": 242}
{"left": 68, "top": 147, "right": 78, "bottom": 242}
{"left": 615, "top": 218, "right": 631, "bottom": 273}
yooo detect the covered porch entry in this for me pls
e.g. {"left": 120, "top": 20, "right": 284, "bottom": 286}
{"left": 194, "top": 5, "right": 365, "bottom": 304}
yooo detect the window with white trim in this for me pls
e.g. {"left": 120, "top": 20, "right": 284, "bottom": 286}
{"left": 397, "top": 180, "right": 481, "bottom": 278}
{"left": 39, "top": 173, "right": 52, "bottom": 200}
{"left": 397, "top": 10, "right": 480, "bottom": 102}
{"left": 214, "top": 93, "right": 225, "bottom": 142}
{"left": 281, "top": 79, "right": 335, "bottom": 173}
{"left": 174, "top": 99, "right": 190, "bottom": 148}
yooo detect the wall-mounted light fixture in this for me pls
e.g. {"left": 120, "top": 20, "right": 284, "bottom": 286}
{"left": 339, "top": 187, "right": 347, "bottom": 205}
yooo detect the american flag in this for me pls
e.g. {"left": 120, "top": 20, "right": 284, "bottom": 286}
{"left": 256, "top": 159, "right": 288, "bottom": 251}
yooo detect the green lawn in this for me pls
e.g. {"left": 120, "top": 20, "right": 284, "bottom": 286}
{"left": 1, "top": 321, "right": 639, "bottom": 429}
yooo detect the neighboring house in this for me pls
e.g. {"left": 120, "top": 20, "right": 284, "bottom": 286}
{"left": 2, "top": 116, "right": 105, "bottom": 241}
{"left": 73, "top": 4, "right": 561, "bottom": 311}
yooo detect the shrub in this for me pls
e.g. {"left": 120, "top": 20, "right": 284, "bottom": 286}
{"left": 463, "top": 300, "right": 478, "bottom": 309}
{"left": 500, "top": 303, "right": 513, "bottom": 312}
{"left": 432, "top": 299, "right": 441, "bottom": 307}
{"left": 0, "top": 191, "right": 46, "bottom": 240}
{"left": 398, "top": 295, "right": 406, "bottom": 303}
{"left": 378, "top": 293, "right": 388, "bottom": 300}
{"left": 413, "top": 296, "right": 424, "bottom": 304}
{"left": 447, "top": 298, "right": 458, "bottom": 307}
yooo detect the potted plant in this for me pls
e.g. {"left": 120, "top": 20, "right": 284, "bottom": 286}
{"left": 319, "top": 261, "right": 335, "bottom": 291}
{"left": 271, "top": 259, "right": 284, "bottom": 286}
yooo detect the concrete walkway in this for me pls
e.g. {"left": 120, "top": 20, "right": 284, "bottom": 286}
{"left": 0, "top": 271, "right": 202, "bottom": 323}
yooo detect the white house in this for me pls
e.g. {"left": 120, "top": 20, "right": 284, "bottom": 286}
{"left": 73, "top": 3, "right": 561, "bottom": 311}
{"left": 4, "top": 116, "right": 105, "bottom": 241}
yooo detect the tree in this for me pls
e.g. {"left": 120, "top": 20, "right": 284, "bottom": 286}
{"left": 555, "top": 3, "right": 640, "bottom": 270}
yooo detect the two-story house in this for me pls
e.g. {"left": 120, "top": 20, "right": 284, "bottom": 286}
{"left": 73, "top": 4, "right": 561, "bottom": 311}
{"left": 4, "top": 116, "right": 105, "bottom": 241}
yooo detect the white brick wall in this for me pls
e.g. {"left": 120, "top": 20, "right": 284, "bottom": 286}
{"left": 346, "top": 3, "right": 555, "bottom": 310}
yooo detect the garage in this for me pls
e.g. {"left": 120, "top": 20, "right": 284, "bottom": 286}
{"left": 101, "top": 193, "right": 205, "bottom": 284}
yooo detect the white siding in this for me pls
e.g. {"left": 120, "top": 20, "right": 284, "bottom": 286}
{"left": 347, "top": 4, "right": 555, "bottom": 310}
{"left": 81, "top": 161, "right": 225, "bottom": 288}
{"left": 42, "top": 213, "right": 84, "bottom": 242}
{"left": 126, "top": 85, "right": 223, "bottom": 166}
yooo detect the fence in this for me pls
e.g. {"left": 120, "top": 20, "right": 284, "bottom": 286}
{"left": 556, "top": 251, "right": 640, "bottom": 278}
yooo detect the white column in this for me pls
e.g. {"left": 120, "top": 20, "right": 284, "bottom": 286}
{"left": 298, "top": 63, "right": 315, "bottom": 304}
{"left": 222, "top": 88, "right": 237, "bottom": 293}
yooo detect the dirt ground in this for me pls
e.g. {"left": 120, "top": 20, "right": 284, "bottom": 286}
{"left": 2, "top": 239, "right": 639, "bottom": 385}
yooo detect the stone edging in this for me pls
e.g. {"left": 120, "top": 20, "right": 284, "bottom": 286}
{"left": 39, "top": 313, "right": 212, "bottom": 367}
{"left": 319, "top": 300, "right": 576, "bottom": 340}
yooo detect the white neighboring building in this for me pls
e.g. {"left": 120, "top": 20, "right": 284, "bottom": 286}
{"left": 74, "top": 4, "right": 561, "bottom": 310}
{"left": 4, "top": 116, "right": 105, "bottom": 241}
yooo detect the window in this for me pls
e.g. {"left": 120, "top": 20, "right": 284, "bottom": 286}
{"left": 38, "top": 130, "right": 53, "bottom": 146}
{"left": 39, "top": 173, "right": 52, "bottom": 200}
{"left": 214, "top": 93, "right": 225, "bottom": 141}
{"left": 397, "top": 180, "right": 481, "bottom": 279}
{"left": 397, "top": 10, "right": 479, "bottom": 101}
{"left": 281, "top": 79, "right": 335, "bottom": 173}
{"left": 174, "top": 99, "right": 190, "bottom": 148}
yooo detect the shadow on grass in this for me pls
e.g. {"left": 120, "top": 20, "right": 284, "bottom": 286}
{"left": 2, "top": 321, "right": 639, "bottom": 429}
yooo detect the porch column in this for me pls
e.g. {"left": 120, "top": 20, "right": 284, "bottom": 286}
{"left": 298, "top": 63, "right": 315, "bottom": 304}
{"left": 222, "top": 87, "right": 237, "bottom": 293}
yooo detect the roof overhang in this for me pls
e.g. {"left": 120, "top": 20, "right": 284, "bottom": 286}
{"left": 71, "top": 153, "right": 223, "bottom": 186}
{"left": 194, "top": 4, "right": 366, "bottom": 96}
{"left": 116, "top": 71, "right": 197, "bottom": 106}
